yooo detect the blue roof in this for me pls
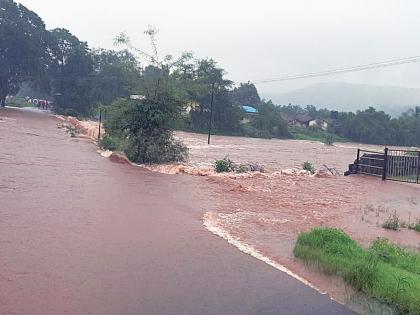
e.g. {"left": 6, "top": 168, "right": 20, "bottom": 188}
{"left": 242, "top": 105, "right": 258, "bottom": 114}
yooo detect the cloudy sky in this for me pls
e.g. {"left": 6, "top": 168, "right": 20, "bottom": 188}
{"left": 18, "top": 0, "right": 420, "bottom": 95}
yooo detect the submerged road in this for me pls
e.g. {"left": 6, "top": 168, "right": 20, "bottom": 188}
{"left": 0, "top": 108, "right": 355, "bottom": 315}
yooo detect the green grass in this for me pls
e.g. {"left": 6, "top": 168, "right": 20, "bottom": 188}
{"left": 289, "top": 127, "right": 347, "bottom": 143}
{"left": 408, "top": 219, "right": 420, "bottom": 233}
{"left": 6, "top": 101, "right": 34, "bottom": 108}
{"left": 294, "top": 228, "right": 420, "bottom": 314}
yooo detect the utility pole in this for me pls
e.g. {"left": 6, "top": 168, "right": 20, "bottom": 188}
{"left": 207, "top": 82, "right": 215, "bottom": 145}
{"left": 98, "top": 108, "right": 102, "bottom": 141}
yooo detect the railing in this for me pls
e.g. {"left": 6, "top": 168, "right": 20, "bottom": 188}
{"left": 386, "top": 149, "right": 420, "bottom": 184}
{"left": 355, "top": 148, "right": 420, "bottom": 184}
{"left": 356, "top": 149, "right": 386, "bottom": 178}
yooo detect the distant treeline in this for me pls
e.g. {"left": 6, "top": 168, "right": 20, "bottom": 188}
{"left": 2, "top": 0, "right": 419, "bottom": 148}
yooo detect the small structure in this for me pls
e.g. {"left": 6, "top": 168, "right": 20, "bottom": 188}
{"left": 290, "top": 113, "right": 312, "bottom": 128}
{"left": 309, "top": 119, "right": 329, "bottom": 130}
{"left": 242, "top": 105, "right": 258, "bottom": 114}
{"left": 130, "top": 95, "right": 146, "bottom": 100}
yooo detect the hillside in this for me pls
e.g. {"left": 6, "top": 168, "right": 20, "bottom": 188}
{"left": 263, "top": 82, "right": 420, "bottom": 117}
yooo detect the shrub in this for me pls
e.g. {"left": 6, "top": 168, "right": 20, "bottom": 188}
{"left": 302, "top": 161, "right": 316, "bottom": 174}
{"left": 102, "top": 98, "right": 188, "bottom": 164}
{"left": 247, "top": 162, "right": 265, "bottom": 173}
{"left": 215, "top": 157, "right": 234, "bottom": 173}
{"left": 323, "top": 134, "right": 335, "bottom": 146}
{"left": 382, "top": 211, "right": 400, "bottom": 231}
{"left": 99, "top": 134, "right": 118, "bottom": 151}
{"left": 408, "top": 218, "right": 420, "bottom": 232}
{"left": 214, "top": 158, "right": 266, "bottom": 174}
{"left": 235, "top": 164, "right": 249, "bottom": 174}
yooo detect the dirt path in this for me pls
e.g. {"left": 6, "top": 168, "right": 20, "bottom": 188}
{"left": 0, "top": 108, "right": 355, "bottom": 315}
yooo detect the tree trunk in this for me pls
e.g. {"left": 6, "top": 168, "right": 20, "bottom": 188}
{"left": 0, "top": 78, "right": 7, "bottom": 107}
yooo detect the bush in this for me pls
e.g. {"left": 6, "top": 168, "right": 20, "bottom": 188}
{"left": 214, "top": 157, "right": 266, "bottom": 174}
{"left": 215, "top": 157, "right": 234, "bottom": 173}
{"left": 302, "top": 161, "right": 316, "bottom": 174}
{"left": 323, "top": 134, "right": 335, "bottom": 146}
{"left": 382, "top": 211, "right": 401, "bottom": 231}
{"left": 99, "top": 134, "right": 118, "bottom": 151}
{"left": 124, "top": 132, "right": 188, "bottom": 164}
{"left": 102, "top": 98, "right": 188, "bottom": 164}
{"left": 408, "top": 218, "right": 420, "bottom": 232}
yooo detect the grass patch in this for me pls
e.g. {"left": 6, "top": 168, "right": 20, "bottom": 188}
{"left": 289, "top": 126, "right": 346, "bottom": 143}
{"left": 6, "top": 101, "right": 34, "bottom": 108}
{"left": 382, "top": 211, "right": 401, "bottom": 231}
{"left": 294, "top": 228, "right": 420, "bottom": 314}
{"left": 408, "top": 218, "right": 420, "bottom": 233}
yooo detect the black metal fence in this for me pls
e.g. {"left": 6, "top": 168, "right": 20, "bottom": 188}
{"left": 355, "top": 148, "right": 420, "bottom": 184}
{"left": 386, "top": 149, "right": 420, "bottom": 184}
{"left": 356, "top": 149, "right": 386, "bottom": 178}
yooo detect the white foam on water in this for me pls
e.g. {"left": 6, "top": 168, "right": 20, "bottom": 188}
{"left": 203, "top": 212, "right": 327, "bottom": 295}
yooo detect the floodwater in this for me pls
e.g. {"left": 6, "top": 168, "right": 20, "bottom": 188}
{"left": 50, "top": 113, "right": 420, "bottom": 312}
{"left": 176, "top": 131, "right": 414, "bottom": 172}
{"left": 0, "top": 108, "right": 355, "bottom": 315}
{"left": 172, "top": 131, "right": 420, "bottom": 311}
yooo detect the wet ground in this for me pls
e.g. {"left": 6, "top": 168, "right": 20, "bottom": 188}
{"left": 0, "top": 107, "right": 355, "bottom": 314}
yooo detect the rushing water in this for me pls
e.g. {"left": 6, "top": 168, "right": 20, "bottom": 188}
{"left": 57, "top": 113, "right": 420, "bottom": 312}
{"left": 2, "top": 108, "right": 418, "bottom": 314}
{"left": 1, "top": 108, "right": 357, "bottom": 315}
{"left": 172, "top": 131, "right": 420, "bottom": 313}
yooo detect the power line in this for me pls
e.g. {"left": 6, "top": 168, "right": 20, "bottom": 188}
{"left": 254, "top": 55, "right": 420, "bottom": 84}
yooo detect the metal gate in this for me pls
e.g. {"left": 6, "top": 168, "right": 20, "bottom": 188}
{"left": 386, "top": 149, "right": 420, "bottom": 184}
{"left": 355, "top": 148, "right": 420, "bottom": 184}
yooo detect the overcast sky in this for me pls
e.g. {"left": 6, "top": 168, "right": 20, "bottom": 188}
{"left": 17, "top": 0, "right": 420, "bottom": 95}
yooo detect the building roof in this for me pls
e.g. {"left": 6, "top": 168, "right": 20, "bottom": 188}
{"left": 242, "top": 105, "right": 258, "bottom": 114}
{"left": 294, "top": 113, "right": 312, "bottom": 123}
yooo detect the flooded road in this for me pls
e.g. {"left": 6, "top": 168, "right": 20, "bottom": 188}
{"left": 0, "top": 108, "right": 355, "bottom": 315}
{"left": 169, "top": 131, "right": 420, "bottom": 312}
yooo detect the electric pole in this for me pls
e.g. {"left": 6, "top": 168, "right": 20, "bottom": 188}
{"left": 207, "top": 82, "right": 215, "bottom": 145}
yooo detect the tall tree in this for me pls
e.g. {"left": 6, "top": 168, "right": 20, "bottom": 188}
{"left": 0, "top": 0, "right": 53, "bottom": 106}
{"left": 230, "top": 82, "right": 261, "bottom": 106}
{"left": 49, "top": 28, "right": 93, "bottom": 115}
{"left": 90, "top": 49, "right": 141, "bottom": 106}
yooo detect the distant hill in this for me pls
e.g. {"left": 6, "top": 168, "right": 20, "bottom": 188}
{"left": 262, "top": 82, "right": 420, "bottom": 117}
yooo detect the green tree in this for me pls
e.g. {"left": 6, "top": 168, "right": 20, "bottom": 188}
{"left": 50, "top": 28, "right": 93, "bottom": 115}
{"left": 176, "top": 57, "right": 242, "bottom": 133}
{"left": 0, "top": 0, "right": 53, "bottom": 106}
{"left": 90, "top": 49, "right": 141, "bottom": 106}
{"left": 102, "top": 28, "right": 188, "bottom": 163}
{"left": 252, "top": 100, "right": 289, "bottom": 138}
{"left": 230, "top": 82, "right": 260, "bottom": 106}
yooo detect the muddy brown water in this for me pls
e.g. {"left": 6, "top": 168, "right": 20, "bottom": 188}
{"left": 0, "top": 108, "right": 354, "bottom": 314}
{"left": 172, "top": 131, "right": 420, "bottom": 313}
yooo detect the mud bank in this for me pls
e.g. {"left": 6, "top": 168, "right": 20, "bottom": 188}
{"left": 55, "top": 115, "right": 101, "bottom": 140}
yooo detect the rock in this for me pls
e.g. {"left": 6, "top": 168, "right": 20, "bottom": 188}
{"left": 109, "top": 152, "right": 131, "bottom": 165}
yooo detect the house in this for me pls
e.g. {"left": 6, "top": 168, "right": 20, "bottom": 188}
{"left": 130, "top": 95, "right": 146, "bottom": 100}
{"left": 309, "top": 119, "right": 329, "bottom": 130}
{"left": 290, "top": 113, "right": 312, "bottom": 128}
